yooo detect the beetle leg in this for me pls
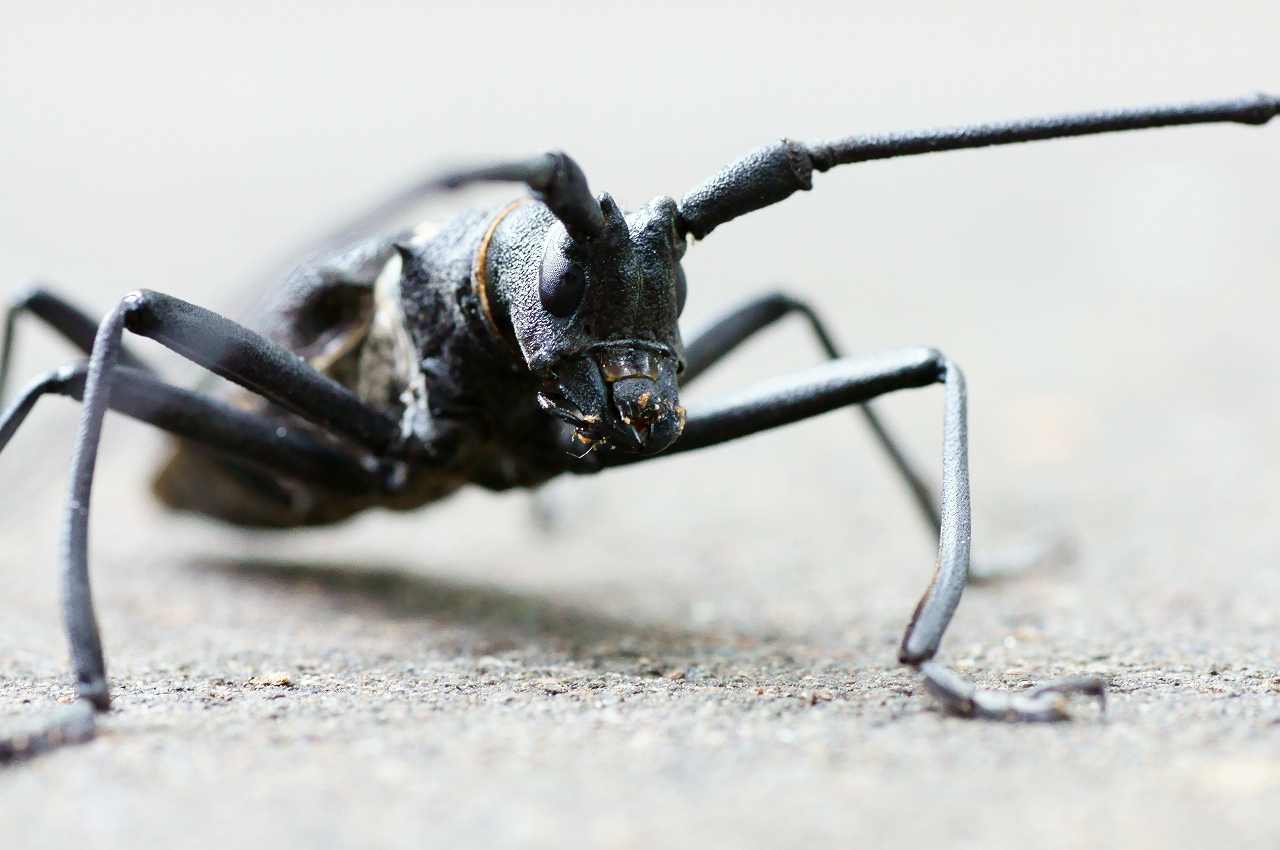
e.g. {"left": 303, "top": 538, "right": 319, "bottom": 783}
{"left": 0, "top": 359, "right": 390, "bottom": 759}
{"left": 919, "top": 662, "right": 1106, "bottom": 722}
{"left": 604, "top": 347, "right": 1106, "bottom": 721}
{"left": 681, "top": 292, "right": 939, "bottom": 535}
{"left": 0, "top": 285, "right": 152, "bottom": 402}
{"left": 680, "top": 293, "right": 1064, "bottom": 582}
{"left": 64, "top": 290, "right": 426, "bottom": 699}
{"left": 0, "top": 699, "right": 96, "bottom": 765}
{"left": 0, "top": 363, "right": 384, "bottom": 492}
{"left": 0, "top": 288, "right": 432, "bottom": 760}
{"left": 110, "top": 290, "right": 407, "bottom": 454}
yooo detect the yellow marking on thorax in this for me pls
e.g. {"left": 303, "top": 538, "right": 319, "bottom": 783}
{"left": 472, "top": 198, "right": 530, "bottom": 361}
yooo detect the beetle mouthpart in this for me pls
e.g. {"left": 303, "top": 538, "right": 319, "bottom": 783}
{"left": 541, "top": 350, "right": 681, "bottom": 455}
{"left": 595, "top": 348, "right": 659, "bottom": 383}
{"left": 537, "top": 390, "right": 587, "bottom": 425}
{"left": 608, "top": 377, "right": 682, "bottom": 454}
{"left": 538, "top": 389, "right": 604, "bottom": 451}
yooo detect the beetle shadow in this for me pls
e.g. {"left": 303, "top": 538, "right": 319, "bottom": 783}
{"left": 200, "top": 556, "right": 712, "bottom": 661}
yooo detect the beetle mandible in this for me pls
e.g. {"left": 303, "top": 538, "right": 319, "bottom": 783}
{"left": 0, "top": 93, "right": 1276, "bottom": 758}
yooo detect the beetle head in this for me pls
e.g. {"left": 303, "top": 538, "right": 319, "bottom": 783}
{"left": 494, "top": 192, "right": 688, "bottom": 455}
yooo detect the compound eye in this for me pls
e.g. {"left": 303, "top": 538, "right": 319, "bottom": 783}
{"left": 540, "top": 240, "right": 587, "bottom": 318}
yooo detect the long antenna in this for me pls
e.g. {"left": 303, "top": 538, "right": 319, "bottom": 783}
{"left": 678, "top": 94, "right": 1280, "bottom": 239}
{"left": 807, "top": 93, "right": 1280, "bottom": 170}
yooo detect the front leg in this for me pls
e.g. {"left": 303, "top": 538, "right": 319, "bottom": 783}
{"left": 50, "top": 289, "right": 412, "bottom": 712}
{"left": 610, "top": 347, "right": 1104, "bottom": 720}
{"left": 0, "top": 289, "right": 429, "bottom": 760}
{"left": 0, "top": 286, "right": 153, "bottom": 401}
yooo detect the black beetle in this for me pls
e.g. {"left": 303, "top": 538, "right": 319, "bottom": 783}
{"left": 0, "top": 94, "right": 1275, "bottom": 758}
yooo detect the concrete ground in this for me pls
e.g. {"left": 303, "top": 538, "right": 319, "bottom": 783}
{"left": 1, "top": 4, "right": 1279, "bottom": 848}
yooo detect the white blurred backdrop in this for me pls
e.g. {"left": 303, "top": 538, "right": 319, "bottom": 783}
{"left": 2, "top": 5, "right": 1280, "bottom": 847}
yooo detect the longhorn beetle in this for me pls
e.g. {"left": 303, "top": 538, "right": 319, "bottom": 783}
{"left": 0, "top": 94, "right": 1277, "bottom": 759}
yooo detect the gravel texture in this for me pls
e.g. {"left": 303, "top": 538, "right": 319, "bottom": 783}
{"left": 1, "top": 4, "right": 1279, "bottom": 848}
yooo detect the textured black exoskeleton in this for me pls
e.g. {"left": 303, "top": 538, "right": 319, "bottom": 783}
{"left": 1, "top": 94, "right": 1277, "bottom": 758}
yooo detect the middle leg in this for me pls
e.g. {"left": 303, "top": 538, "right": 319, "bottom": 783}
{"left": 681, "top": 292, "right": 939, "bottom": 536}
{"left": 681, "top": 292, "right": 1067, "bottom": 583}
{"left": 0, "top": 363, "right": 385, "bottom": 492}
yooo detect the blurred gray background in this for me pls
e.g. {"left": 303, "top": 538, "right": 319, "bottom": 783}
{"left": 1, "top": 2, "right": 1279, "bottom": 848}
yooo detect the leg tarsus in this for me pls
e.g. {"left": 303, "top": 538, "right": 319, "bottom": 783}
{"left": 918, "top": 661, "right": 1106, "bottom": 722}
{"left": 0, "top": 699, "right": 97, "bottom": 764}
